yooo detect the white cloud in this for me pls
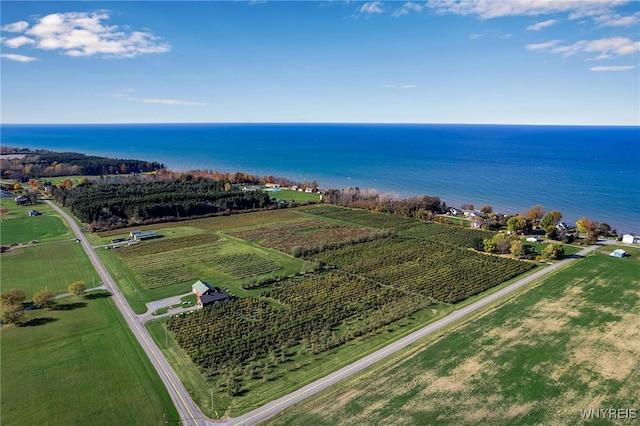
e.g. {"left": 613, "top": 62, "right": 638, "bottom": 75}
{"left": 401, "top": 84, "right": 417, "bottom": 89}
{"left": 127, "top": 97, "right": 206, "bottom": 106}
{"left": 382, "top": 84, "right": 417, "bottom": 89}
{"left": 594, "top": 12, "right": 640, "bottom": 27}
{"left": 392, "top": 2, "right": 424, "bottom": 18}
{"left": 1, "top": 53, "right": 38, "bottom": 62}
{"left": 470, "top": 29, "right": 512, "bottom": 40}
{"left": 0, "top": 11, "right": 170, "bottom": 58}
{"left": 360, "top": 2, "right": 384, "bottom": 14}
{"left": 426, "top": 0, "right": 629, "bottom": 19}
{"left": 528, "top": 37, "right": 640, "bottom": 59}
{"left": 527, "top": 19, "right": 558, "bottom": 31}
{"left": 525, "top": 40, "right": 561, "bottom": 51}
{"left": 589, "top": 65, "right": 636, "bottom": 71}
{"left": 2, "top": 35, "right": 36, "bottom": 48}
{"left": 1, "top": 21, "right": 29, "bottom": 32}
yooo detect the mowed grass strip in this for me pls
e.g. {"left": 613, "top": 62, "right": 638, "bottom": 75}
{"left": 267, "top": 247, "right": 640, "bottom": 426}
{"left": 0, "top": 292, "right": 179, "bottom": 425}
{"left": 1, "top": 240, "right": 100, "bottom": 298}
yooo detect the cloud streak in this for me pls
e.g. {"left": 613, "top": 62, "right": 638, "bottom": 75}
{"left": 1, "top": 11, "right": 170, "bottom": 59}
{"left": 425, "top": 0, "right": 629, "bottom": 20}
{"left": 127, "top": 97, "right": 206, "bottom": 106}
{"left": 528, "top": 37, "right": 640, "bottom": 59}
{"left": 589, "top": 65, "right": 635, "bottom": 71}
{"left": 1, "top": 53, "right": 38, "bottom": 62}
{"left": 527, "top": 19, "right": 558, "bottom": 31}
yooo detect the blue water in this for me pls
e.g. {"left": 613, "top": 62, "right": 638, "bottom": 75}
{"left": 2, "top": 123, "right": 639, "bottom": 234}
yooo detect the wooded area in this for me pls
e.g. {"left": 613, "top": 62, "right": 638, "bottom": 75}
{"left": 53, "top": 178, "right": 273, "bottom": 229}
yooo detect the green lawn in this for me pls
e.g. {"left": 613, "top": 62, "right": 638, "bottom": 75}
{"left": 267, "top": 246, "right": 640, "bottom": 425}
{"left": 1, "top": 240, "right": 100, "bottom": 299}
{"left": 0, "top": 291, "right": 180, "bottom": 425}
{"left": 0, "top": 199, "right": 72, "bottom": 245}
{"left": 270, "top": 189, "right": 321, "bottom": 203}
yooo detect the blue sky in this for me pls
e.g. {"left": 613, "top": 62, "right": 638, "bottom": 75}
{"left": 1, "top": 1, "right": 639, "bottom": 125}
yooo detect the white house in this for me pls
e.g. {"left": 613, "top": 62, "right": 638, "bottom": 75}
{"left": 622, "top": 234, "right": 638, "bottom": 244}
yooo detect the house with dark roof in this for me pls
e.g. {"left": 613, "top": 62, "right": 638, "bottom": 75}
{"left": 192, "top": 280, "right": 230, "bottom": 308}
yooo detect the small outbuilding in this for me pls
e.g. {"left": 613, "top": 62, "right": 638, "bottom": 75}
{"left": 26, "top": 210, "right": 39, "bottom": 216}
{"left": 192, "top": 280, "right": 230, "bottom": 308}
{"left": 130, "top": 230, "right": 158, "bottom": 241}
{"left": 622, "top": 234, "right": 638, "bottom": 244}
{"left": 610, "top": 249, "right": 628, "bottom": 258}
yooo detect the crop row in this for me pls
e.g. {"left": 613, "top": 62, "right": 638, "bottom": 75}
{"left": 166, "top": 272, "right": 430, "bottom": 377}
{"left": 227, "top": 218, "right": 375, "bottom": 254}
{"left": 124, "top": 242, "right": 280, "bottom": 288}
{"left": 211, "top": 253, "right": 281, "bottom": 279}
{"left": 118, "top": 233, "right": 221, "bottom": 257}
{"left": 308, "top": 238, "right": 535, "bottom": 303}
{"left": 300, "top": 205, "right": 411, "bottom": 229}
{"left": 398, "top": 222, "right": 494, "bottom": 250}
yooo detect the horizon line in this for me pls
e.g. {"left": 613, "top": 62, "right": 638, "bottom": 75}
{"left": 2, "top": 121, "right": 639, "bottom": 127}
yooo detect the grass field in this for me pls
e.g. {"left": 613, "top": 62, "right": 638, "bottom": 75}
{"left": 0, "top": 199, "right": 72, "bottom": 245}
{"left": 1, "top": 240, "right": 100, "bottom": 298}
{"left": 267, "top": 245, "right": 640, "bottom": 425}
{"left": 0, "top": 291, "right": 180, "bottom": 425}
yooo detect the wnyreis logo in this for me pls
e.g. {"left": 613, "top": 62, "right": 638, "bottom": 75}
{"left": 580, "top": 409, "right": 636, "bottom": 420}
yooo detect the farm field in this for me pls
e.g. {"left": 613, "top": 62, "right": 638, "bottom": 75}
{"left": 140, "top": 204, "right": 544, "bottom": 417}
{"left": 266, "top": 245, "right": 640, "bottom": 426}
{"left": 0, "top": 291, "right": 180, "bottom": 425}
{"left": 1, "top": 240, "right": 100, "bottom": 298}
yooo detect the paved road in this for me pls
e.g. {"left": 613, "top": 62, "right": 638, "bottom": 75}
{"left": 45, "top": 201, "right": 207, "bottom": 426}
{"left": 47, "top": 199, "right": 605, "bottom": 426}
{"left": 231, "top": 243, "right": 603, "bottom": 426}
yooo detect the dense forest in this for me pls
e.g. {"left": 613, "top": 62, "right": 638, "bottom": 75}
{"left": 0, "top": 147, "right": 164, "bottom": 179}
{"left": 53, "top": 177, "right": 273, "bottom": 229}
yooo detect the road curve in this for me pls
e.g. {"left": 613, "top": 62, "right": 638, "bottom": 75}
{"left": 47, "top": 199, "right": 602, "bottom": 425}
{"left": 45, "top": 201, "right": 207, "bottom": 426}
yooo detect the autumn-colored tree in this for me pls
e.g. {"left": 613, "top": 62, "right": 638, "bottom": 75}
{"left": 576, "top": 217, "right": 599, "bottom": 242}
{"left": 0, "top": 303, "right": 24, "bottom": 324}
{"left": 1, "top": 288, "right": 26, "bottom": 306}
{"left": 32, "top": 289, "right": 56, "bottom": 309}
{"left": 510, "top": 240, "right": 524, "bottom": 258}
{"left": 480, "top": 205, "right": 493, "bottom": 214}
{"left": 526, "top": 205, "right": 545, "bottom": 223}
{"left": 68, "top": 281, "right": 87, "bottom": 297}
{"left": 13, "top": 182, "right": 21, "bottom": 190}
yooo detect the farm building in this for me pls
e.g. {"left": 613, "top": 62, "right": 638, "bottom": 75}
{"left": 622, "top": 234, "right": 639, "bottom": 244}
{"left": 610, "top": 249, "right": 628, "bottom": 258}
{"left": 129, "top": 230, "right": 158, "bottom": 241}
{"left": 192, "top": 280, "right": 230, "bottom": 308}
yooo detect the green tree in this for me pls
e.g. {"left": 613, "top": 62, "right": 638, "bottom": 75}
{"left": 0, "top": 303, "right": 24, "bottom": 324}
{"left": 480, "top": 205, "right": 493, "bottom": 214}
{"left": 545, "top": 225, "right": 558, "bottom": 240}
{"left": 507, "top": 215, "right": 528, "bottom": 234}
{"left": 542, "top": 243, "right": 564, "bottom": 260}
{"left": 1, "top": 288, "right": 26, "bottom": 306}
{"left": 32, "top": 289, "right": 56, "bottom": 309}
{"left": 483, "top": 237, "right": 497, "bottom": 253}
{"left": 68, "top": 281, "right": 87, "bottom": 297}
{"left": 540, "top": 210, "right": 562, "bottom": 229}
